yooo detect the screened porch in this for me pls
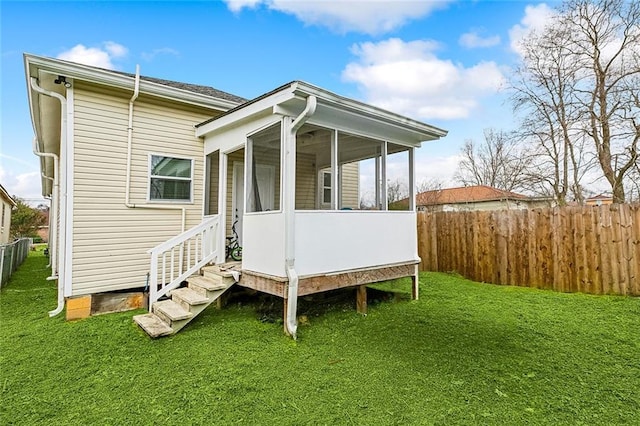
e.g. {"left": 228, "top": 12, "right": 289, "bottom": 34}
{"left": 241, "top": 119, "right": 420, "bottom": 279}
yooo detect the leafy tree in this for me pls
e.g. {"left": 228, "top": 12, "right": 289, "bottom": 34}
{"left": 10, "top": 197, "right": 46, "bottom": 239}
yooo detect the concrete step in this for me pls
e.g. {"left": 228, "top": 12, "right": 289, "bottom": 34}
{"left": 133, "top": 313, "right": 174, "bottom": 338}
{"left": 154, "top": 300, "right": 193, "bottom": 321}
{"left": 188, "top": 275, "right": 228, "bottom": 291}
{"left": 202, "top": 263, "right": 241, "bottom": 278}
{"left": 202, "top": 267, "right": 239, "bottom": 285}
{"left": 171, "top": 287, "right": 209, "bottom": 306}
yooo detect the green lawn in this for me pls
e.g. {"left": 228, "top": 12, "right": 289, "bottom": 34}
{"left": 1, "top": 251, "right": 638, "bottom": 425}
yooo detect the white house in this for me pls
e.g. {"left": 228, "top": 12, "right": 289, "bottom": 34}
{"left": 0, "top": 184, "right": 17, "bottom": 244}
{"left": 25, "top": 54, "right": 447, "bottom": 337}
{"left": 415, "top": 185, "right": 551, "bottom": 212}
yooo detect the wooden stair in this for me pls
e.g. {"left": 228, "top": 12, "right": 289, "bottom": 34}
{"left": 133, "top": 263, "right": 240, "bottom": 338}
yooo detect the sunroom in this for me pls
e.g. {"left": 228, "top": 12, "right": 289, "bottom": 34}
{"left": 195, "top": 81, "right": 447, "bottom": 336}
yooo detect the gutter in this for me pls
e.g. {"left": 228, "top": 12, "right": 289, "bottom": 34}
{"left": 124, "top": 65, "right": 186, "bottom": 233}
{"left": 29, "top": 78, "right": 65, "bottom": 317}
{"left": 25, "top": 54, "right": 241, "bottom": 111}
{"left": 284, "top": 95, "right": 317, "bottom": 338}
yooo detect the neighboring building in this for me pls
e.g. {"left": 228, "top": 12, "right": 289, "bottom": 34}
{"left": 585, "top": 193, "right": 613, "bottom": 206}
{"left": 25, "top": 54, "right": 447, "bottom": 336}
{"left": 415, "top": 185, "right": 550, "bottom": 212}
{"left": 0, "top": 184, "right": 17, "bottom": 244}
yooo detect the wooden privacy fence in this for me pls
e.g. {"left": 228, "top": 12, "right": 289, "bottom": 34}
{"left": 417, "top": 204, "right": 640, "bottom": 296}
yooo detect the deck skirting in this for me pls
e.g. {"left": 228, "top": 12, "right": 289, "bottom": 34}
{"left": 239, "top": 261, "right": 419, "bottom": 299}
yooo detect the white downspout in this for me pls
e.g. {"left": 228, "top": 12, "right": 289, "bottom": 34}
{"left": 29, "top": 78, "right": 65, "bottom": 317}
{"left": 42, "top": 193, "right": 52, "bottom": 267}
{"left": 124, "top": 65, "right": 186, "bottom": 232}
{"left": 33, "top": 138, "right": 58, "bottom": 274}
{"left": 284, "top": 95, "right": 317, "bottom": 338}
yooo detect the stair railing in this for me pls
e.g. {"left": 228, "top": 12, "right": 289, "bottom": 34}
{"left": 148, "top": 215, "right": 219, "bottom": 308}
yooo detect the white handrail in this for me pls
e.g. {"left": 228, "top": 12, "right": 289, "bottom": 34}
{"left": 148, "top": 216, "right": 219, "bottom": 308}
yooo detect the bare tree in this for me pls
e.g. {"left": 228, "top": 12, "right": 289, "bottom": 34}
{"left": 454, "top": 128, "right": 532, "bottom": 192}
{"left": 387, "top": 178, "right": 409, "bottom": 203}
{"left": 513, "top": 0, "right": 639, "bottom": 203}
{"left": 511, "top": 18, "right": 597, "bottom": 205}
{"left": 416, "top": 178, "right": 443, "bottom": 194}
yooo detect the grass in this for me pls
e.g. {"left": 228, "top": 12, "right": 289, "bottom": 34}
{"left": 1, "top": 250, "right": 638, "bottom": 425}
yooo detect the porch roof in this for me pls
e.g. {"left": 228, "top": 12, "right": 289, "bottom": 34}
{"left": 195, "top": 81, "right": 448, "bottom": 146}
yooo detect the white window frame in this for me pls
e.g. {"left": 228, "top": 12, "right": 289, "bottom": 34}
{"left": 147, "top": 153, "right": 194, "bottom": 203}
{"left": 317, "top": 169, "right": 332, "bottom": 209}
{"left": 245, "top": 121, "right": 283, "bottom": 215}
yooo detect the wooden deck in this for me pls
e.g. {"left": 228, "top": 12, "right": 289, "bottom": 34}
{"left": 238, "top": 261, "right": 419, "bottom": 300}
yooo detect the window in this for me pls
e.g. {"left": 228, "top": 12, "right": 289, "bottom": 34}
{"left": 321, "top": 170, "right": 332, "bottom": 205}
{"left": 246, "top": 123, "right": 281, "bottom": 213}
{"left": 149, "top": 155, "right": 193, "bottom": 202}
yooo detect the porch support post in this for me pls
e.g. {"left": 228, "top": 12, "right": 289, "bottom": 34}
{"left": 217, "top": 152, "right": 228, "bottom": 264}
{"left": 409, "top": 147, "right": 416, "bottom": 211}
{"left": 381, "top": 141, "right": 388, "bottom": 210}
{"left": 411, "top": 264, "right": 419, "bottom": 300}
{"left": 356, "top": 285, "right": 367, "bottom": 315}
{"left": 331, "top": 129, "right": 338, "bottom": 210}
{"left": 375, "top": 153, "right": 381, "bottom": 209}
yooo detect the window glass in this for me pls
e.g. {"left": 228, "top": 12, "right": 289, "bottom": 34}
{"left": 387, "top": 143, "right": 410, "bottom": 210}
{"left": 295, "top": 124, "right": 333, "bottom": 210}
{"left": 150, "top": 155, "right": 192, "bottom": 201}
{"left": 205, "top": 151, "right": 219, "bottom": 215}
{"left": 247, "top": 123, "right": 281, "bottom": 212}
{"left": 321, "top": 171, "right": 332, "bottom": 204}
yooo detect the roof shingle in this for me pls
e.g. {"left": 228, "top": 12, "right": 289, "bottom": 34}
{"left": 416, "top": 185, "right": 528, "bottom": 206}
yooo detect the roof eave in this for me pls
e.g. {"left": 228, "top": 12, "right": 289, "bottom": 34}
{"left": 291, "top": 81, "right": 448, "bottom": 141}
{"left": 196, "top": 80, "right": 449, "bottom": 143}
{"left": 24, "top": 53, "right": 242, "bottom": 111}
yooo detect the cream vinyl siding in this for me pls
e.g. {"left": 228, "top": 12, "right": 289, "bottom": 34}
{"left": 340, "top": 162, "right": 360, "bottom": 209}
{"left": 72, "top": 81, "right": 221, "bottom": 295}
{"left": 295, "top": 152, "right": 316, "bottom": 210}
{"left": 0, "top": 199, "right": 12, "bottom": 244}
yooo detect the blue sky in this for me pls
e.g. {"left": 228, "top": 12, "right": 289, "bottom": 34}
{"left": 1, "top": 0, "right": 558, "bottom": 203}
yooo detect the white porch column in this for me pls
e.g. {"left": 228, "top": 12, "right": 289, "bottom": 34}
{"left": 381, "top": 141, "right": 388, "bottom": 210}
{"left": 331, "top": 129, "right": 338, "bottom": 210}
{"left": 409, "top": 147, "right": 416, "bottom": 211}
{"left": 217, "top": 152, "right": 228, "bottom": 264}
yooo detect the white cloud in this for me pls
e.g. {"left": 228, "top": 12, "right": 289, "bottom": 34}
{"left": 57, "top": 41, "right": 128, "bottom": 69}
{"left": 342, "top": 38, "right": 505, "bottom": 120}
{"left": 226, "top": 0, "right": 262, "bottom": 12}
{"left": 141, "top": 47, "right": 180, "bottom": 62}
{"left": 459, "top": 30, "right": 500, "bottom": 48}
{"left": 224, "top": 0, "right": 451, "bottom": 34}
{"left": 0, "top": 166, "right": 46, "bottom": 205}
{"left": 509, "top": 3, "right": 556, "bottom": 56}
{"left": 414, "top": 153, "right": 461, "bottom": 186}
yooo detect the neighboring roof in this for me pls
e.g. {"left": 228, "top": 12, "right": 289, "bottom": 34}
{"left": 196, "top": 80, "right": 448, "bottom": 145}
{"left": 586, "top": 193, "right": 613, "bottom": 201}
{"left": 417, "top": 185, "right": 529, "bottom": 206}
{"left": 0, "top": 184, "right": 17, "bottom": 207}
